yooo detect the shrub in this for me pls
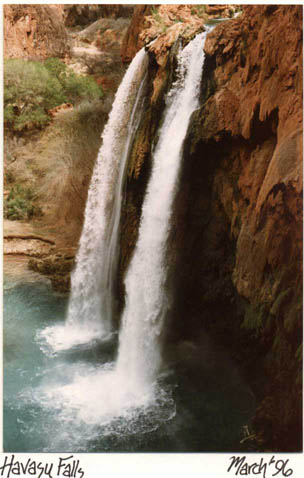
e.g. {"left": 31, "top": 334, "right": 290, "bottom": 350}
{"left": 4, "top": 58, "right": 103, "bottom": 132}
{"left": 4, "top": 184, "right": 43, "bottom": 220}
{"left": 44, "top": 58, "right": 102, "bottom": 104}
{"left": 191, "top": 5, "right": 207, "bottom": 18}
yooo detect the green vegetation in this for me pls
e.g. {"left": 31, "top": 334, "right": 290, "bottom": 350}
{"left": 151, "top": 6, "right": 162, "bottom": 23}
{"left": 191, "top": 5, "right": 206, "bottom": 18}
{"left": 242, "top": 303, "right": 267, "bottom": 338}
{"left": 151, "top": 6, "right": 168, "bottom": 33}
{"left": 4, "top": 184, "right": 43, "bottom": 220}
{"left": 44, "top": 58, "right": 102, "bottom": 103}
{"left": 4, "top": 58, "right": 103, "bottom": 132}
{"left": 3, "top": 97, "right": 110, "bottom": 224}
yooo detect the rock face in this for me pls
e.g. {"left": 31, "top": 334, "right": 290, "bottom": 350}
{"left": 29, "top": 254, "right": 75, "bottom": 293}
{"left": 189, "top": 4, "right": 302, "bottom": 307}
{"left": 63, "top": 4, "right": 134, "bottom": 27}
{"left": 172, "top": 5, "right": 302, "bottom": 451}
{"left": 121, "top": 5, "right": 153, "bottom": 62}
{"left": 4, "top": 4, "right": 69, "bottom": 59}
{"left": 119, "top": 5, "right": 302, "bottom": 451}
{"left": 4, "top": 236, "right": 54, "bottom": 257}
{"left": 121, "top": 4, "right": 240, "bottom": 63}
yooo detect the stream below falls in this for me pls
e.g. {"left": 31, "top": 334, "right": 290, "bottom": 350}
{"left": 4, "top": 263, "right": 255, "bottom": 453}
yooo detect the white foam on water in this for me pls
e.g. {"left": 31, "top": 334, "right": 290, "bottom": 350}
{"left": 18, "top": 361, "right": 176, "bottom": 452}
{"left": 36, "top": 323, "right": 113, "bottom": 354}
{"left": 43, "top": 365, "right": 152, "bottom": 425}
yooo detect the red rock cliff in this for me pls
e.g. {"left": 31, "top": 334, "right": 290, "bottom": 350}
{"left": 200, "top": 5, "right": 302, "bottom": 308}
{"left": 173, "top": 4, "right": 302, "bottom": 451}
{"left": 4, "top": 4, "right": 69, "bottom": 59}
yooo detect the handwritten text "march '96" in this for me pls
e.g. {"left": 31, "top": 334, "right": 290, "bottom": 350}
{"left": 227, "top": 456, "right": 293, "bottom": 478}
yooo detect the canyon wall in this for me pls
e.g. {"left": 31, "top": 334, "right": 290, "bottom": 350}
{"left": 120, "top": 5, "right": 302, "bottom": 451}
{"left": 174, "top": 5, "right": 302, "bottom": 451}
{"left": 4, "top": 5, "right": 68, "bottom": 60}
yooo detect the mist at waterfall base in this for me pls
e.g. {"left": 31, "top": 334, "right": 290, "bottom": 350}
{"left": 4, "top": 31, "right": 255, "bottom": 453}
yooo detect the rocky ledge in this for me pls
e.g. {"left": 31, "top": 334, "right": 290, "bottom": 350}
{"left": 28, "top": 253, "right": 75, "bottom": 293}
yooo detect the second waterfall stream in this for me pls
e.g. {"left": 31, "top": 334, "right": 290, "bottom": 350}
{"left": 38, "top": 29, "right": 210, "bottom": 434}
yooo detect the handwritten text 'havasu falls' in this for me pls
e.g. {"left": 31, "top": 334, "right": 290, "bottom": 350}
{"left": 0, "top": 455, "right": 84, "bottom": 478}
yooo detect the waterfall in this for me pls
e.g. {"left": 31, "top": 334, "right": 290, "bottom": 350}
{"left": 8, "top": 25, "right": 257, "bottom": 452}
{"left": 116, "top": 30, "right": 210, "bottom": 393}
{"left": 38, "top": 29, "right": 210, "bottom": 428}
{"left": 39, "top": 48, "right": 148, "bottom": 352}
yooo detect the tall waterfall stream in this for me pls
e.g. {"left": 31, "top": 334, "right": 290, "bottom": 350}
{"left": 116, "top": 32, "right": 215, "bottom": 393}
{"left": 39, "top": 48, "right": 149, "bottom": 351}
{"left": 4, "top": 30, "right": 255, "bottom": 453}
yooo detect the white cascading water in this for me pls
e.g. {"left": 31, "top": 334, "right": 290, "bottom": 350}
{"left": 115, "top": 30, "right": 210, "bottom": 395}
{"left": 36, "top": 30, "right": 210, "bottom": 438}
{"left": 39, "top": 47, "right": 148, "bottom": 352}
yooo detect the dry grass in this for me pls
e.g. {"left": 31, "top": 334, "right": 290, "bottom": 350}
{"left": 4, "top": 97, "right": 113, "bottom": 243}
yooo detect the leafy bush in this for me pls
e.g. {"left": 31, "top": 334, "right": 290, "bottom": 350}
{"left": 4, "top": 184, "right": 43, "bottom": 220}
{"left": 4, "top": 58, "right": 103, "bottom": 132}
{"left": 44, "top": 58, "right": 102, "bottom": 104}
